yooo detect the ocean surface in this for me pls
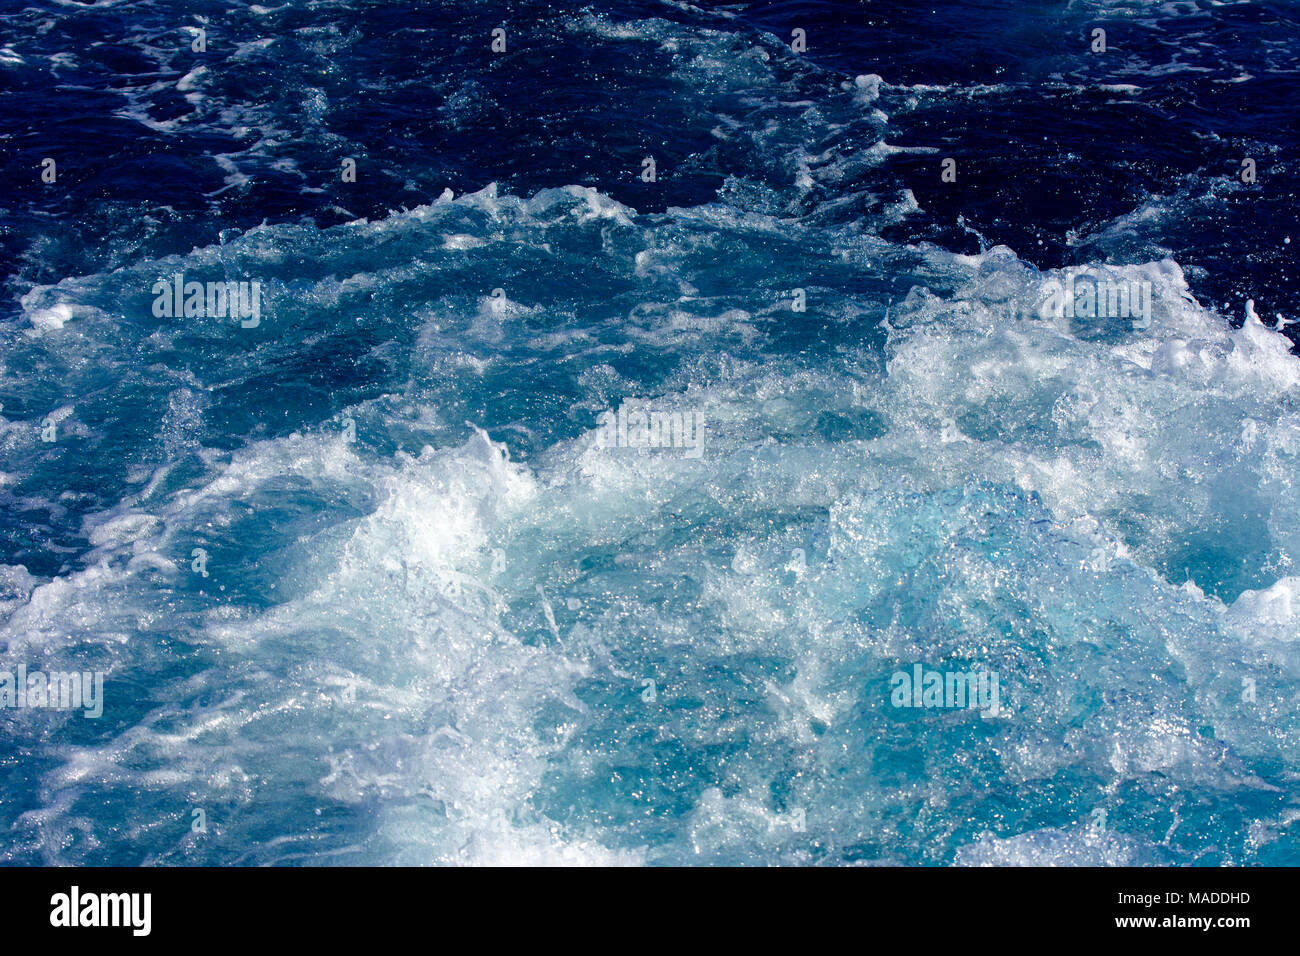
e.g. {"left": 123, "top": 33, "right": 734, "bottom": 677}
{"left": 1, "top": 0, "right": 1299, "bottom": 865}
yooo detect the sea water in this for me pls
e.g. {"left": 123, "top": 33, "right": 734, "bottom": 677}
{"left": 1, "top": 0, "right": 1299, "bottom": 865}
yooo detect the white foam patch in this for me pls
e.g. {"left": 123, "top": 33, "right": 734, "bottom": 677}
{"left": 956, "top": 827, "right": 1150, "bottom": 866}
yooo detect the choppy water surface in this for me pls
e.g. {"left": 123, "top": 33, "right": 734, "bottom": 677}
{"left": 1, "top": 0, "right": 1299, "bottom": 865}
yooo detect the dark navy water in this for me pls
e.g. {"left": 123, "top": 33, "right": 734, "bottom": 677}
{"left": 4, "top": 1, "right": 1298, "bottom": 320}
{"left": 1, "top": 0, "right": 1299, "bottom": 865}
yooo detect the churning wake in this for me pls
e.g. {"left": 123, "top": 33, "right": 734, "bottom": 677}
{"left": 2, "top": 1, "right": 1299, "bottom": 865}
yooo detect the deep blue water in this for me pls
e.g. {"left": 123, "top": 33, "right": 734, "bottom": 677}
{"left": 1, "top": 0, "right": 1299, "bottom": 865}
